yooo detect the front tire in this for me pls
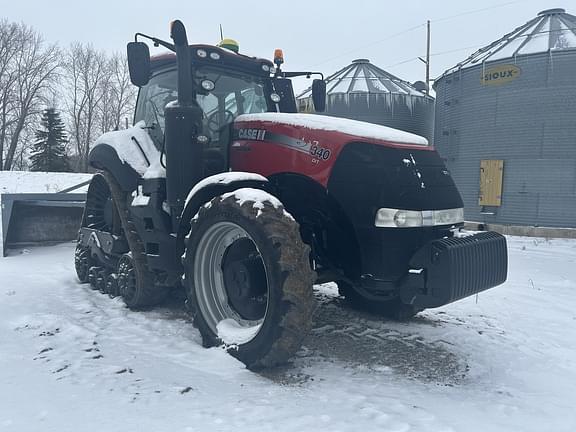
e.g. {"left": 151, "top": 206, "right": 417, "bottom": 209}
{"left": 184, "top": 189, "right": 315, "bottom": 369}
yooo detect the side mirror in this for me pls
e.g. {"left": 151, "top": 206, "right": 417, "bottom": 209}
{"left": 127, "top": 42, "right": 151, "bottom": 87}
{"left": 311, "top": 79, "right": 326, "bottom": 112}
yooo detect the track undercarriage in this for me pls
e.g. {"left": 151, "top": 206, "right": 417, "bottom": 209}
{"left": 76, "top": 172, "right": 168, "bottom": 308}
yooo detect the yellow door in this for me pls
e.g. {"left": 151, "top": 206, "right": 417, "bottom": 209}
{"left": 479, "top": 160, "right": 504, "bottom": 206}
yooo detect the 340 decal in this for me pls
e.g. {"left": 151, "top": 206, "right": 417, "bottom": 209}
{"left": 309, "top": 143, "right": 331, "bottom": 160}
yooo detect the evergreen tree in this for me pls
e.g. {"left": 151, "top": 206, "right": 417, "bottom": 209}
{"left": 30, "top": 108, "right": 71, "bottom": 172}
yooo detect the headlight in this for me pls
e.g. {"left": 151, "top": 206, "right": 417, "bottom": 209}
{"left": 433, "top": 208, "right": 464, "bottom": 226}
{"left": 375, "top": 208, "right": 464, "bottom": 228}
{"left": 375, "top": 208, "right": 423, "bottom": 227}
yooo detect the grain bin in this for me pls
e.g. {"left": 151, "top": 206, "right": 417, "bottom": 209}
{"left": 298, "top": 59, "right": 435, "bottom": 142}
{"left": 434, "top": 8, "right": 576, "bottom": 228}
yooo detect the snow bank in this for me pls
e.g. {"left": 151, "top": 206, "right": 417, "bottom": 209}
{"left": 236, "top": 112, "right": 429, "bottom": 146}
{"left": 94, "top": 121, "right": 164, "bottom": 178}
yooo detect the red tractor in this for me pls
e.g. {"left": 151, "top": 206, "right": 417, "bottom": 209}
{"left": 75, "top": 21, "right": 507, "bottom": 369}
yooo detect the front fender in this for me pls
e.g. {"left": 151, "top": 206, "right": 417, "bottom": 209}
{"left": 176, "top": 172, "right": 270, "bottom": 256}
{"left": 89, "top": 144, "right": 140, "bottom": 192}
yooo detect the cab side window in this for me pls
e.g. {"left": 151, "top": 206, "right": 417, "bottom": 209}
{"left": 134, "top": 70, "right": 177, "bottom": 146}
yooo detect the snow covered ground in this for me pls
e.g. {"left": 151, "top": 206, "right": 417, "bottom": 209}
{"left": 1, "top": 237, "right": 576, "bottom": 432}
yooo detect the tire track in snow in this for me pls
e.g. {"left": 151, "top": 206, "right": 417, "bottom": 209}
{"left": 266, "top": 286, "right": 470, "bottom": 385}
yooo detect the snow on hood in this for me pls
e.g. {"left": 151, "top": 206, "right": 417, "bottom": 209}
{"left": 235, "top": 113, "right": 429, "bottom": 146}
{"left": 94, "top": 121, "right": 165, "bottom": 178}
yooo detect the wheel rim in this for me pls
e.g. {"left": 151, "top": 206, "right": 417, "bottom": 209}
{"left": 194, "top": 222, "right": 269, "bottom": 344}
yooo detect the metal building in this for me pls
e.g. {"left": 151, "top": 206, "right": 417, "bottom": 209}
{"left": 298, "top": 59, "right": 435, "bottom": 143}
{"left": 434, "top": 8, "right": 576, "bottom": 228}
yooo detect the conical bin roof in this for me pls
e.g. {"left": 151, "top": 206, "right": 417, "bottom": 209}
{"left": 444, "top": 8, "right": 576, "bottom": 74}
{"left": 298, "top": 59, "right": 426, "bottom": 99}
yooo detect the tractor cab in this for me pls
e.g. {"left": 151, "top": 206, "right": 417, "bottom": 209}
{"left": 130, "top": 40, "right": 325, "bottom": 178}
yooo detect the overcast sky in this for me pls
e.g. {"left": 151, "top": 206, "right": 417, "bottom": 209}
{"left": 3, "top": 0, "right": 569, "bottom": 92}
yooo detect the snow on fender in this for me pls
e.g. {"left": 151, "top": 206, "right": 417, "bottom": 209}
{"left": 93, "top": 121, "right": 166, "bottom": 179}
{"left": 220, "top": 188, "right": 295, "bottom": 220}
{"left": 184, "top": 172, "right": 268, "bottom": 209}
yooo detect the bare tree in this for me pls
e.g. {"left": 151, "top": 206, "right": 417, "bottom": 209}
{"left": 65, "top": 43, "right": 107, "bottom": 172}
{"left": 98, "top": 52, "right": 137, "bottom": 134}
{"left": 0, "top": 21, "right": 20, "bottom": 170}
{"left": 11, "top": 126, "right": 35, "bottom": 170}
{"left": 0, "top": 20, "right": 137, "bottom": 172}
{"left": 0, "top": 19, "right": 60, "bottom": 170}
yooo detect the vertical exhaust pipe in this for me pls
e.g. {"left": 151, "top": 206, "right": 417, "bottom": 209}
{"left": 164, "top": 20, "right": 204, "bottom": 230}
{"left": 170, "top": 21, "right": 194, "bottom": 106}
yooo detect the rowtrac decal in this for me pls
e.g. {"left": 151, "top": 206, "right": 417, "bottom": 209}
{"left": 480, "top": 64, "right": 521, "bottom": 86}
{"left": 233, "top": 128, "right": 332, "bottom": 161}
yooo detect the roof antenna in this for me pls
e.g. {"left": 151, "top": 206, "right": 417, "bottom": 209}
{"left": 219, "top": 24, "right": 223, "bottom": 42}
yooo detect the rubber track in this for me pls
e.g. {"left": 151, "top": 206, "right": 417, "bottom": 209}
{"left": 100, "top": 171, "right": 165, "bottom": 308}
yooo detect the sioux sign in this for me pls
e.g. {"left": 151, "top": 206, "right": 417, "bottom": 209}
{"left": 480, "top": 64, "right": 521, "bottom": 86}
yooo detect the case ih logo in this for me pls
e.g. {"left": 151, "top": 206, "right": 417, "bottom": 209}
{"left": 237, "top": 128, "right": 267, "bottom": 141}
{"left": 481, "top": 64, "right": 521, "bottom": 86}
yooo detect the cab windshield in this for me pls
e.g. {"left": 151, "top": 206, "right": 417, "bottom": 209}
{"left": 135, "top": 68, "right": 269, "bottom": 141}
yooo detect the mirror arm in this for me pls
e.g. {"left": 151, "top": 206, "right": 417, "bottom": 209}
{"left": 135, "top": 33, "right": 175, "bottom": 52}
{"left": 280, "top": 71, "right": 324, "bottom": 80}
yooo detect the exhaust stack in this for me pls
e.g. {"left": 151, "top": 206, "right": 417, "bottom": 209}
{"left": 164, "top": 20, "right": 204, "bottom": 229}
{"left": 170, "top": 20, "right": 194, "bottom": 106}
